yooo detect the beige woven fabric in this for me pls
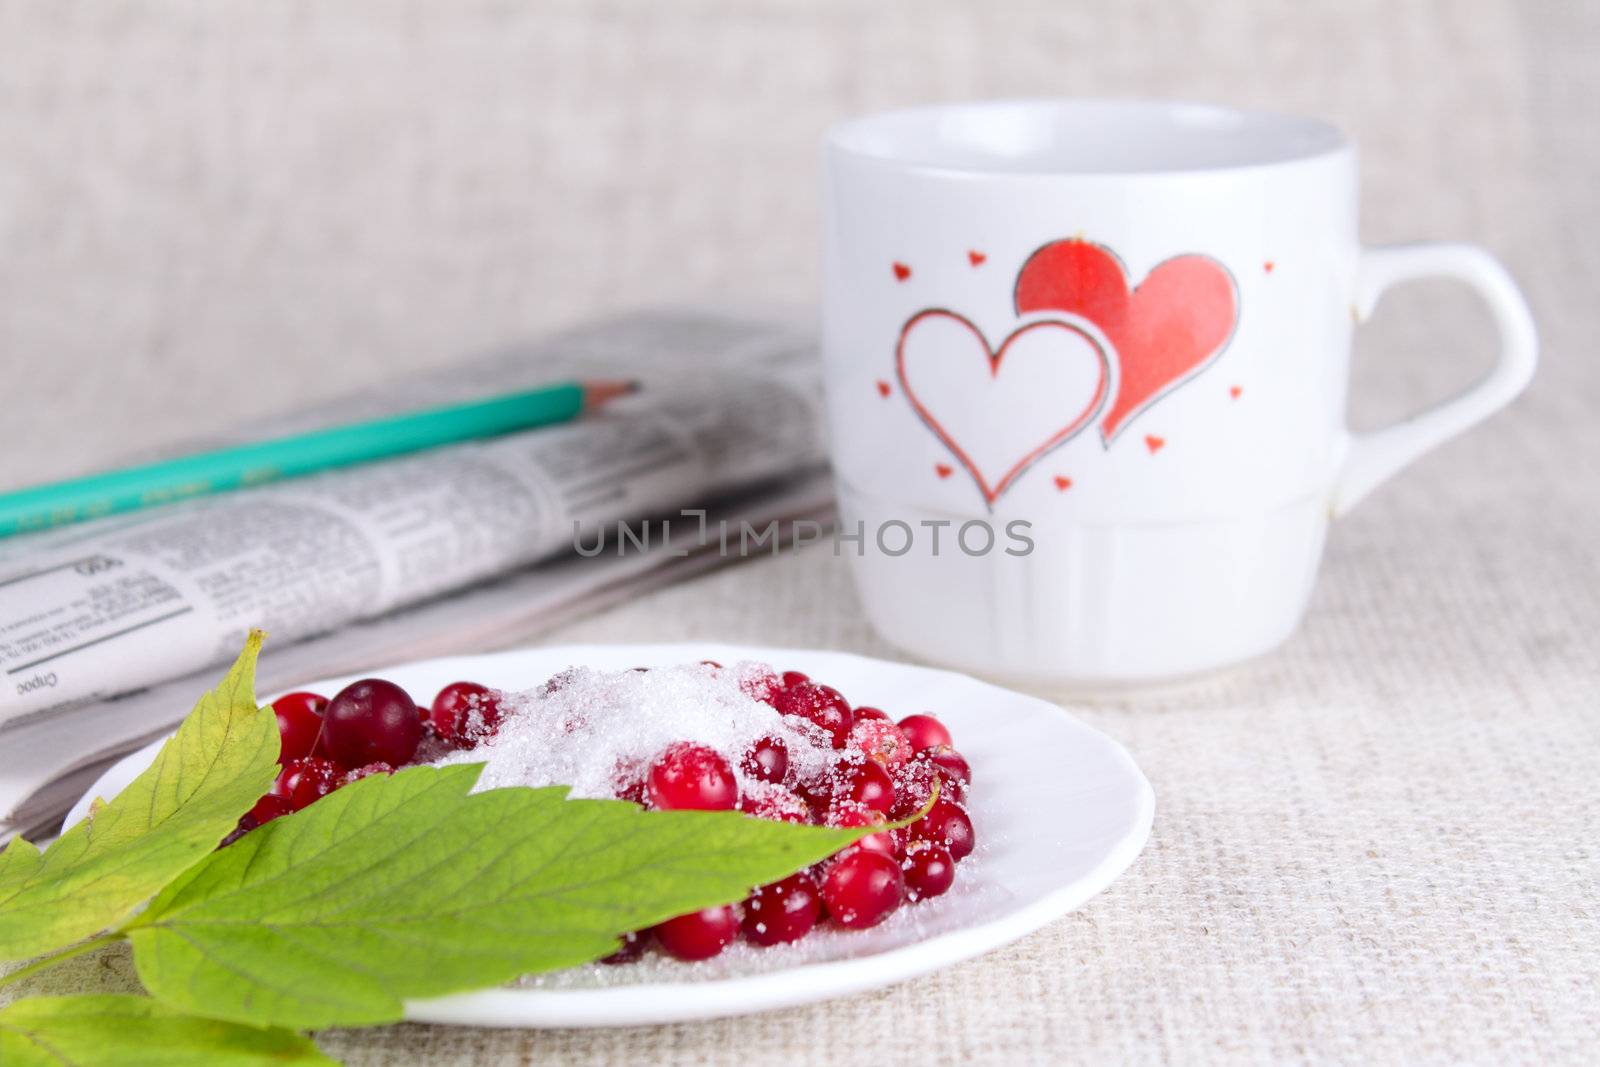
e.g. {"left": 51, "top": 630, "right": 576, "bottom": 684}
{"left": 1, "top": 1, "right": 1597, "bottom": 1063}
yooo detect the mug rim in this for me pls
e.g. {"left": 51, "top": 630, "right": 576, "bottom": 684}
{"left": 825, "top": 98, "right": 1352, "bottom": 178}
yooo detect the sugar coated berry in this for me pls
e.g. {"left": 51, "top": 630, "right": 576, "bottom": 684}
{"left": 275, "top": 756, "right": 344, "bottom": 811}
{"left": 247, "top": 793, "right": 292, "bottom": 826}
{"left": 773, "top": 682, "right": 854, "bottom": 748}
{"left": 271, "top": 692, "right": 327, "bottom": 764}
{"left": 430, "top": 681, "right": 503, "bottom": 747}
{"left": 795, "top": 755, "right": 854, "bottom": 815}
{"left": 826, "top": 801, "right": 902, "bottom": 858}
{"left": 889, "top": 759, "right": 933, "bottom": 818}
{"left": 893, "top": 755, "right": 966, "bottom": 818}
{"left": 853, "top": 705, "right": 891, "bottom": 722}
{"left": 600, "top": 929, "right": 649, "bottom": 965}
{"left": 781, "top": 670, "right": 810, "bottom": 688}
{"left": 654, "top": 905, "right": 739, "bottom": 961}
{"left": 322, "top": 679, "right": 422, "bottom": 768}
{"left": 740, "top": 783, "right": 811, "bottom": 824}
{"left": 911, "top": 797, "right": 975, "bottom": 861}
{"left": 897, "top": 713, "right": 953, "bottom": 752}
{"left": 741, "top": 735, "right": 789, "bottom": 784}
{"left": 647, "top": 742, "right": 739, "bottom": 811}
{"left": 902, "top": 841, "right": 955, "bottom": 900}
{"left": 849, "top": 719, "right": 912, "bottom": 770}
{"left": 919, "top": 745, "right": 972, "bottom": 784}
{"left": 738, "top": 668, "right": 784, "bottom": 706}
{"left": 822, "top": 849, "right": 904, "bottom": 929}
{"left": 742, "top": 871, "right": 821, "bottom": 946}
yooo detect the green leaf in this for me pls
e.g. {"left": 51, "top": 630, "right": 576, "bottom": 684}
{"left": 0, "top": 995, "right": 334, "bottom": 1066}
{"left": 128, "top": 763, "right": 873, "bottom": 1030}
{"left": 0, "top": 632, "right": 281, "bottom": 961}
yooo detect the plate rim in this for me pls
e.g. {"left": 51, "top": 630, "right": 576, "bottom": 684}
{"left": 68, "top": 642, "right": 1155, "bottom": 1029}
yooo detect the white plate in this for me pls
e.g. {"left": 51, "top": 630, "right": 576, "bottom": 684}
{"left": 69, "top": 643, "right": 1154, "bottom": 1028}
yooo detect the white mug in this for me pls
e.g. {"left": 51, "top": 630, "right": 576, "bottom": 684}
{"left": 821, "top": 100, "right": 1536, "bottom": 686}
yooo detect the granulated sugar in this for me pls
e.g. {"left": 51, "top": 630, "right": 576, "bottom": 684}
{"left": 432, "top": 661, "right": 839, "bottom": 799}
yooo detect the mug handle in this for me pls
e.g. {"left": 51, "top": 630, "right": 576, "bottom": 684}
{"left": 1332, "top": 243, "right": 1538, "bottom": 515}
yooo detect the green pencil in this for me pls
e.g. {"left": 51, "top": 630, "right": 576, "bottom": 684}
{"left": 0, "top": 379, "right": 637, "bottom": 538}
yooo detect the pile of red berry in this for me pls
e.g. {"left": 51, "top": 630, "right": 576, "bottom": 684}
{"left": 228, "top": 661, "right": 977, "bottom": 967}
{"left": 221, "top": 678, "right": 505, "bottom": 846}
{"left": 605, "top": 664, "right": 976, "bottom": 963}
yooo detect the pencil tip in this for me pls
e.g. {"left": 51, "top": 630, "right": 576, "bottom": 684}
{"left": 584, "top": 379, "right": 642, "bottom": 411}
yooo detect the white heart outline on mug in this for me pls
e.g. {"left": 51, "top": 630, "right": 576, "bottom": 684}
{"left": 895, "top": 308, "right": 1112, "bottom": 508}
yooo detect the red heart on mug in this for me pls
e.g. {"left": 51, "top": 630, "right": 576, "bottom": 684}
{"left": 897, "top": 310, "right": 1109, "bottom": 505}
{"left": 1015, "top": 239, "right": 1237, "bottom": 444}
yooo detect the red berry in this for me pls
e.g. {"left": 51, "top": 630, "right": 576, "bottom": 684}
{"left": 853, "top": 705, "right": 891, "bottom": 722}
{"left": 600, "top": 929, "right": 649, "bottom": 965}
{"left": 271, "top": 692, "right": 327, "bottom": 764}
{"left": 842, "top": 759, "right": 896, "bottom": 813}
{"left": 340, "top": 761, "right": 394, "bottom": 786}
{"left": 893, "top": 753, "right": 967, "bottom": 817}
{"left": 825, "top": 801, "right": 901, "bottom": 858}
{"left": 430, "top": 681, "right": 503, "bottom": 747}
{"left": 773, "top": 682, "right": 854, "bottom": 748}
{"left": 247, "top": 793, "right": 292, "bottom": 825}
{"left": 897, "top": 713, "right": 953, "bottom": 752}
{"left": 902, "top": 841, "right": 956, "bottom": 900}
{"left": 647, "top": 742, "right": 739, "bottom": 811}
{"left": 322, "top": 679, "right": 422, "bottom": 768}
{"left": 224, "top": 794, "right": 292, "bottom": 841}
{"left": 849, "top": 719, "right": 912, "bottom": 770}
{"left": 920, "top": 745, "right": 972, "bottom": 784}
{"left": 781, "top": 670, "right": 810, "bottom": 687}
{"left": 738, "top": 668, "right": 784, "bottom": 706}
{"left": 740, "top": 783, "right": 811, "bottom": 824}
{"left": 741, "top": 735, "right": 789, "bottom": 784}
{"left": 795, "top": 756, "right": 849, "bottom": 816}
{"left": 654, "top": 905, "right": 739, "bottom": 961}
{"left": 275, "top": 756, "right": 344, "bottom": 811}
{"left": 822, "top": 849, "right": 904, "bottom": 929}
{"left": 795, "top": 780, "right": 835, "bottom": 820}
{"left": 911, "top": 797, "right": 975, "bottom": 861}
{"left": 742, "top": 872, "right": 821, "bottom": 946}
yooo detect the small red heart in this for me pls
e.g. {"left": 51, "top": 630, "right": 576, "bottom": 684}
{"left": 876, "top": 380, "right": 891, "bottom": 399}
{"left": 1144, "top": 435, "right": 1165, "bottom": 454}
{"left": 934, "top": 463, "right": 954, "bottom": 479}
{"left": 1263, "top": 260, "right": 1275, "bottom": 274}
{"left": 1053, "top": 476, "right": 1072, "bottom": 491}
{"left": 893, "top": 262, "right": 912, "bottom": 282}
{"left": 1229, "top": 385, "right": 1242, "bottom": 399}
{"left": 968, "top": 250, "right": 986, "bottom": 267}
